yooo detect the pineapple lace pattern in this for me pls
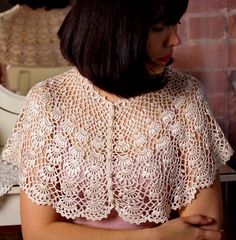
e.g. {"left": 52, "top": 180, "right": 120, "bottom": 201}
{"left": 1, "top": 67, "right": 234, "bottom": 224}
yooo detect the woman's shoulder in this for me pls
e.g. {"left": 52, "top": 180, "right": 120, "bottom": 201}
{"left": 24, "top": 67, "right": 79, "bottom": 106}
{"left": 166, "top": 67, "right": 202, "bottom": 89}
{"left": 164, "top": 67, "right": 204, "bottom": 100}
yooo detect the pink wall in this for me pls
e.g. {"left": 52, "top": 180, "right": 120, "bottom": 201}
{"left": 174, "top": 0, "right": 236, "bottom": 164}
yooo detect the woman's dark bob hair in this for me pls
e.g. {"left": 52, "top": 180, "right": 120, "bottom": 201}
{"left": 8, "top": 0, "right": 71, "bottom": 10}
{"left": 59, "top": 0, "right": 189, "bottom": 98}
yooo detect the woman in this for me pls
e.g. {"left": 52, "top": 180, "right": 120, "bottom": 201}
{"left": 2, "top": 0, "right": 233, "bottom": 239}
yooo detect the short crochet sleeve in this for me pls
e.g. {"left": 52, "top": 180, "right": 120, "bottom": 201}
{"left": 168, "top": 74, "right": 234, "bottom": 210}
{"left": 2, "top": 80, "right": 57, "bottom": 205}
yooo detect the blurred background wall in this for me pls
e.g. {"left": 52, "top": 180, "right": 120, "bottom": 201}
{"left": 174, "top": 0, "right": 236, "bottom": 168}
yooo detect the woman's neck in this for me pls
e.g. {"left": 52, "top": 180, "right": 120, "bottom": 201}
{"left": 94, "top": 86, "right": 122, "bottom": 103}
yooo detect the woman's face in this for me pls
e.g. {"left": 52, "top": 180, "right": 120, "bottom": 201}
{"left": 146, "top": 23, "right": 180, "bottom": 74}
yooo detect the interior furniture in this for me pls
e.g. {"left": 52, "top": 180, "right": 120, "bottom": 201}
{"left": 5, "top": 65, "right": 71, "bottom": 95}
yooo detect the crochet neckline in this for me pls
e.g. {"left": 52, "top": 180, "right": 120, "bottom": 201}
{"left": 77, "top": 68, "right": 170, "bottom": 107}
{"left": 79, "top": 72, "right": 136, "bottom": 107}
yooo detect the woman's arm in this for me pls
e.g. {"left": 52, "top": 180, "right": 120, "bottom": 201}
{"left": 179, "top": 172, "right": 223, "bottom": 230}
{"left": 20, "top": 190, "right": 154, "bottom": 240}
{"left": 20, "top": 190, "right": 222, "bottom": 240}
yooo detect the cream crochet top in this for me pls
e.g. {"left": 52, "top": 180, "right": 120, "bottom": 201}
{"left": 2, "top": 67, "right": 233, "bottom": 224}
{"left": 0, "top": 5, "right": 70, "bottom": 67}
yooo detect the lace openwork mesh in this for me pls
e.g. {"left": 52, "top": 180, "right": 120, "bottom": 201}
{"left": 0, "top": 5, "right": 70, "bottom": 67}
{"left": 2, "top": 67, "right": 233, "bottom": 224}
